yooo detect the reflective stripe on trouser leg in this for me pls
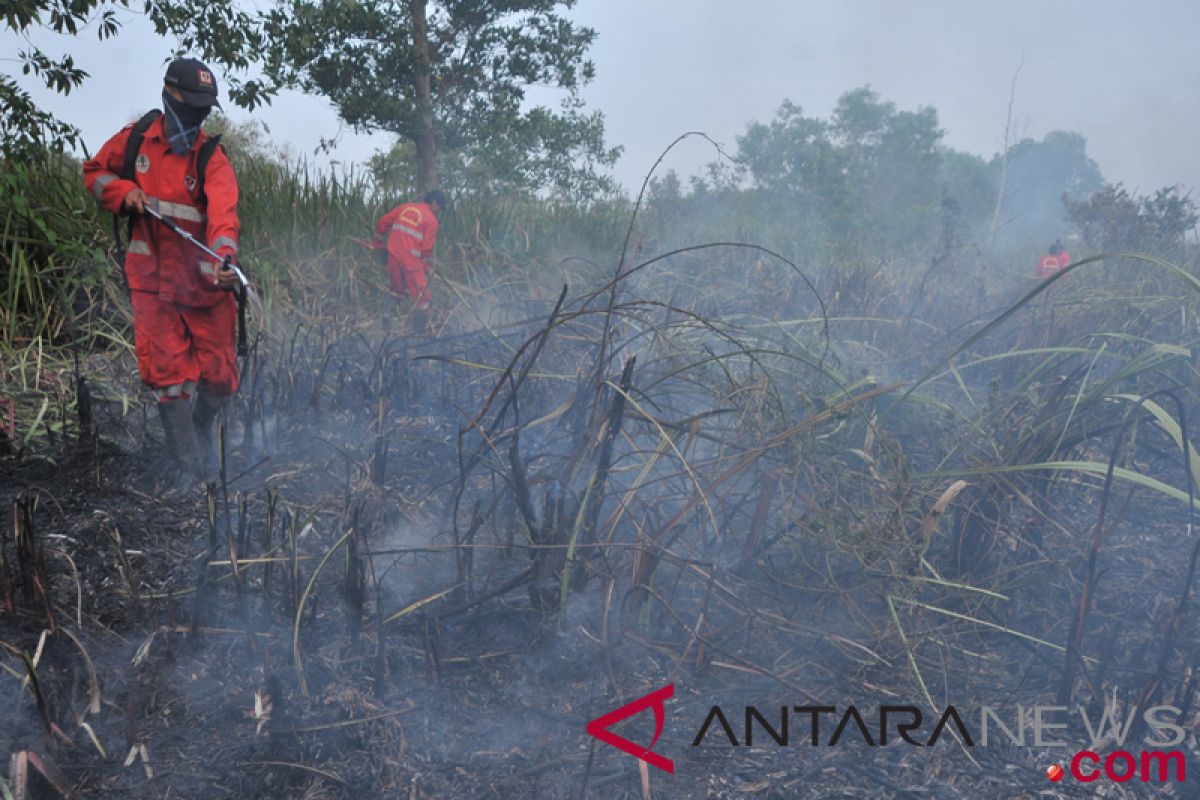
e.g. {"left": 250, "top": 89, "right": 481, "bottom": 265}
{"left": 157, "top": 380, "right": 197, "bottom": 402}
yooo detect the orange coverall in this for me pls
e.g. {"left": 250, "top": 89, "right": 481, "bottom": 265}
{"left": 373, "top": 202, "right": 439, "bottom": 308}
{"left": 1037, "top": 250, "right": 1071, "bottom": 279}
{"left": 83, "top": 116, "right": 240, "bottom": 399}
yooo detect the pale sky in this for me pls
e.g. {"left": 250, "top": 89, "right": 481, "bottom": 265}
{"left": 6, "top": 0, "right": 1199, "bottom": 195}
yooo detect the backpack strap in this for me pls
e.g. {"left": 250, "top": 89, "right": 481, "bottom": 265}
{"left": 114, "top": 110, "right": 164, "bottom": 255}
{"left": 194, "top": 134, "right": 224, "bottom": 206}
{"left": 122, "top": 110, "right": 162, "bottom": 182}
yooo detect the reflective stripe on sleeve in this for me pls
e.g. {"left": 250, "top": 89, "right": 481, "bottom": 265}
{"left": 211, "top": 236, "right": 238, "bottom": 253}
{"left": 392, "top": 224, "right": 424, "bottom": 240}
{"left": 92, "top": 173, "right": 116, "bottom": 201}
{"left": 410, "top": 248, "right": 422, "bottom": 257}
{"left": 127, "top": 240, "right": 152, "bottom": 256}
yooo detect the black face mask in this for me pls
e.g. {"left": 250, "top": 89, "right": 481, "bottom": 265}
{"left": 162, "top": 90, "right": 211, "bottom": 155}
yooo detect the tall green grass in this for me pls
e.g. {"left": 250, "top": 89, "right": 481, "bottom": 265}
{"left": 2, "top": 127, "right": 1196, "bottom": 467}
{"left": 1, "top": 155, "right": 113, "bottom": 347}
{"left": 0, "top": 134, "right": 638, "bottom": 443}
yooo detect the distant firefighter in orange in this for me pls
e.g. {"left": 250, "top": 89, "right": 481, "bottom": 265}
{"left": 373, "top": 189, "right": 445, "bottom": 309}
{"left": 1036, "top": 239, "right": 1071, "bottom": 279}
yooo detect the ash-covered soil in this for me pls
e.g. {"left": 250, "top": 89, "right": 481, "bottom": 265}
{"left": 1, "top": 322, "right": 1196, "bottom": 800}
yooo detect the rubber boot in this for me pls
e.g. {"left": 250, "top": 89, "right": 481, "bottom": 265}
{"left": 410, "top": 306, "right": 430, "bottom": 336}
{"left": 192, "top": 386, "right": 225, "bottom": 480}
{"left": 158, "top": 400, "right": 202, "bottom": 489}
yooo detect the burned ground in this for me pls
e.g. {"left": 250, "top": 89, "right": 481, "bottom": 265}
{"left": 3, "top": 261, "right": 1200, "bottom": 800}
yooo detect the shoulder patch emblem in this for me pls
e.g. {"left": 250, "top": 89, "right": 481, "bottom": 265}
{"left": 136, "top": 153, "right": 151, "bottom": 174}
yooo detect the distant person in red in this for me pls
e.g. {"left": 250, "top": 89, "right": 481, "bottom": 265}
{"left": 373, "top": 190, "right": 445, "bottom": 311}
{"left": 1037, "top": 240, "right": 1071, "bottom": 279}
{"left": 83, "top": 57, "right": 241, "bottom": 487}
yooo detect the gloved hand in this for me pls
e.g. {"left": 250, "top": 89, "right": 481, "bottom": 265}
{"left": 377, "top": 247, "right": 388, "bottom": 267}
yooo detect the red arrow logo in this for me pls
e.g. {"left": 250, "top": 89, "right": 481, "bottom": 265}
{"left": 585, "top": 684, "right": 675, "bottom": 774}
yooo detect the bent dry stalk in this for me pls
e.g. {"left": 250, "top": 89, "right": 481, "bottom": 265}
{"left": 7, "top": 139, "right": 1200, "bottom": 798}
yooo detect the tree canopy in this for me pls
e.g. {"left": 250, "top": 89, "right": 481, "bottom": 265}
{"left": 259, "top": 0, "right": 619, "bottom": 195}
{"left": 1066, "top": 183, "right": 1198, "bottom": 259}
{"left": 2, "top": 0, "right": 274, "bottom": 156}
{"left": 635, "top": 86, "right": 1157, "bottom": 282}
{"left": 735, "top": 88, "right": 949, "bottom": 256}
{"left": 989, "top": 130, "right": 1103, "bottom": 243}
{"left": 4, "top": 0, "right": 619, "bottom": 197}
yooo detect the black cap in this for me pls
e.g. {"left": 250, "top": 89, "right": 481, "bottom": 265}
{"left": 164, "top": 57, "right": 221, "bottom": 109}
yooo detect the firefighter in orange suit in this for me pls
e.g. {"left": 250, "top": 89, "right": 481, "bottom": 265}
{"left": 373, "top": 190, "right": 445, "bottom": 310}
{"left": 83, "top": 57, "right": 241, "bottom": 486}
{"left": 1037, "top": 240, "right": 1071, "bottom": 279}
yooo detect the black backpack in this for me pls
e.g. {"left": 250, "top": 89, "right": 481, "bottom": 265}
{"left": 112, "top": 109, "right": 224, "bottom": 256}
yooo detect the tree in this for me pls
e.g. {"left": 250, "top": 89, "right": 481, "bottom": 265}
{"left": 2, "top": 0, "right": 278, "bottom": 156}
{"left": 261, "top": 0, "right": 620, "bottom": 195}
{"left": 1065, "top": 183, "right": 1197, "bottom": 258}
{"left": 830, "top": 87, "right": 945, "bottom": 251}
{"left": 735, "top": 89, "right": 949, "bottom": 257}
{"left": 5, "top": 1, "right": 617, "bottom": 196}
{"left": 988, "top": 131, "right": 1104, "bottom": 244}
{"left": 736, "top": 99, "right": 835, "bottom": 198}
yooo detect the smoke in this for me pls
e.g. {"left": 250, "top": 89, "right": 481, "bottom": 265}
{"left": 5, "top": 109, "right": 1200, "bottom": 799}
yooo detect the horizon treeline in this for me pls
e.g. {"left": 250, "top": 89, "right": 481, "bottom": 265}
{"left": 635, "top": 88, "right": 1195, "bottom": 274}
{"left": 2, "top": 84, "right": 1197, "bottom": 355}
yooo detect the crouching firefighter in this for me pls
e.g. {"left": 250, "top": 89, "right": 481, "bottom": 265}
{"left": 1037, "top": 239, "right": 1071, "bottom": 279}
{"left": 83, "top": 57, "right": 244, "bottom": 487}
{"left": 373, "top": 189, "right": 445, "bottom": 327}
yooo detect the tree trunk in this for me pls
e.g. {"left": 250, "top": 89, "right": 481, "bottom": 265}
{"left": 409, "top": 0, "right": 437, "bottom": 191}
